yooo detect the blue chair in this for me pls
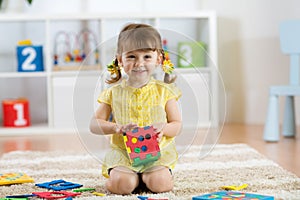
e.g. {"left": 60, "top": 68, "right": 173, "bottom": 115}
{"left": 264, "top": 20, "right": 300, "bottom": 142}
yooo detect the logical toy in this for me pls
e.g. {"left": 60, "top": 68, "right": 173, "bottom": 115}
{"left": 92, "top": 192, "right": 106, "bottom": 196}
{"left": 6, "top": 194, "right": 36, "bottom": 198}
{"left": 123, "top": 126, "right": 161, "bottom": 167}
{"left": 0, "top": 173, "right": 34, "bottom": 185}
{"left": 192, "top": 191, "right": 274, "bottom": 200}
{"left": 35, "top": 179, "right": 82, "bottom": 191}
{"left": 73, "top": 188, "right": 95, "bottom": 192}
{"left": 32, "top": 191, "right": 80, "bottom": 199}
{"left": 138, "top": 196, "right": 169, "bottom": 200}
{"left": 53, "top": 29, "right": 99, "bottom": 67}
{"left": 220, "top": 183, "right": 248, "bottom": 191}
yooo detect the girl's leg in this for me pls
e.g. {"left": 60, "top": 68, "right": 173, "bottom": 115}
{"left": 106, "top": 166, "right": 139, "bottom": 195}
{"left": 141, "top": 166, "right": 173, "bottom": 193}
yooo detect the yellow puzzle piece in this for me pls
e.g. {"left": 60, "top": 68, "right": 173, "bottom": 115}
{"left": 0, "top": 172, "right": 34, "bottom": 185}
{"left": 220, "top": 183, "right": 248, "bottom": 191}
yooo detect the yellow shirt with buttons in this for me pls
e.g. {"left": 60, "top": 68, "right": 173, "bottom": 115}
{"left": 98, "top": 77, "right": 182, "bottom": 176}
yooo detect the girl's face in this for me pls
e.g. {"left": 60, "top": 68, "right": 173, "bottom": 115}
{"left": 118, "top": 49, "right": 162, "bottom": 87}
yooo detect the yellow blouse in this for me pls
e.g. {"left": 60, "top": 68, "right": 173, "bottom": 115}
{"left": 98, "top": 77, "right": 182, "bottom": 150}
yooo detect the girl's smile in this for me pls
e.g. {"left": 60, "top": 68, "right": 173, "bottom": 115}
{"left": 132, "top": 67, "right": 147, "bottom": 73}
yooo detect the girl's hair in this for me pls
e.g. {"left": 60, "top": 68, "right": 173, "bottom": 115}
{"left": 106, "top": 23, "right": 176, "bottom": 84}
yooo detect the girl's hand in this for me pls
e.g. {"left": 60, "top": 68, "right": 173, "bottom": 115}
{"left": 115, "top": 123, "right": 138, "bottom": 134}
{"left": 156, "top": 131, "right": 164, "bottom": 142}
{"left": 152, "top": 122, "right": 166, "bottom": 142}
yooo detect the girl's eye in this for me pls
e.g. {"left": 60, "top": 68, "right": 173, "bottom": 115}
{"left": 126, "top": 55, "right": 135, "bottom": 59}
{"left": 144, "top": 55, "right": 152, "bottom": 59}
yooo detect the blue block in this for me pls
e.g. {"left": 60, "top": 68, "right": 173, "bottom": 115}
{"left": 17, "top": 45, "right": 44, "bottom": 72}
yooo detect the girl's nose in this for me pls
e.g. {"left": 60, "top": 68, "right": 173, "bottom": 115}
{"left": 135, "top": 57, "right": 144, "bottom": 67}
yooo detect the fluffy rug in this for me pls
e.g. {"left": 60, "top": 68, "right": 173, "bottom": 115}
{"left": 0, "top": 144, "right": 299, "bottom": 199}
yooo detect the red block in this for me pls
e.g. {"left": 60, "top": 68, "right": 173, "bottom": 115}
{"left": 2, "top": 98, "right": 30, "bottom": 127}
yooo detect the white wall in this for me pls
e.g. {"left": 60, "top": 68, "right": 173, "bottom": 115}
{"left": 3, "top": 0, "right": 300, "bottom": 125}
{"left": 199, "top": 0, "right": 300, "bottom": 124}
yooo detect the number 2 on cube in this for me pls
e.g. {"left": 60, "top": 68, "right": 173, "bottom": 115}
{"left": 21, "top": 47, "right": 37, "bottom": 71}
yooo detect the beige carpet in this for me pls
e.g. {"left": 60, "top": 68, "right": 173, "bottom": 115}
{"left": 0, "top": 144, "right": 299, "bottom": 199}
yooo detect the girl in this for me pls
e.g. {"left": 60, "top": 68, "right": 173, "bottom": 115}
{"left": 90, "top": 23, "right": 182, "bottom": 195}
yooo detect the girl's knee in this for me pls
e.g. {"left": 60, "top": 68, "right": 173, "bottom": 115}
{"left": 150, "top": 179, "right": 173, "bottom": 193}
{"left": 106, "top": 168, "right": 139, "bottom": 194}
{"left": 142, "top": 167, "right": 174, "bottom": 193}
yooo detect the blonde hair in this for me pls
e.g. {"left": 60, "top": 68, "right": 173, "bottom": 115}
{"left": 106, "top": 23, "right": 175, "bottom": 84}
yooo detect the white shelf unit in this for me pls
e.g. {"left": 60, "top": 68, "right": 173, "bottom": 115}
{"left": 0, "top": 11, "right": 218, "bottom": 135}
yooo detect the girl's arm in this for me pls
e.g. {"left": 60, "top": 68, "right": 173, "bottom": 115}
{"left": 89, "top": 102, "right": 118, "bottom": 135}
{"left": 90, "top": 102, "right": 138, "bottom": 135}
{"left": 159, "top": 98, "right": 182, "bottom": 138}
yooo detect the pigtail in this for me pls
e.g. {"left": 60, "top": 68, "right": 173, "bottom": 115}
{"left": 161, "top": 50, "right": 176, "bottom": 84}
{"left": 106, "top": 58, "right": 122, "bottom": 84}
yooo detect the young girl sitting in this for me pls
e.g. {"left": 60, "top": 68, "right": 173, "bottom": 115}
{"left": 90, "top": 23, "right": 182, "bottom": 195}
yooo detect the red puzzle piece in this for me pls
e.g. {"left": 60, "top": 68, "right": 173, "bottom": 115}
{"left": 32, "top": 191, "right": 80, "bottom": 199}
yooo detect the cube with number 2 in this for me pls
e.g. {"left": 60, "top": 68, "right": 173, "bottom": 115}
{"left": 17, "top": 45, "right": 44, "bottom": 72}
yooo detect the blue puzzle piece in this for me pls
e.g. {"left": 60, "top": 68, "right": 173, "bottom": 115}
{"left": 137, "top": 196, "right": 148, "bottom": 200}
{"left": 6, "top": 194, "right": 36, "bottom": 198}
{"left": 35, "top": 179, "right": 82, "bottom": 191}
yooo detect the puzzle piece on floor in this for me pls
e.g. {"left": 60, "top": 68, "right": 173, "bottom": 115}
{"left": 137, "top": 196, "right": 168, "bottom": 200}
{"left": 192, "top": 191, "right": 274, "bottom": 200}
{"left": 220, "top": 183, "right": 248, "bottom": 191}
{"left": 6, "top": 194, "right": 36, "bottom": 199}
{"left": 123, "top": 126, "right": 161, "bottom": 167}
{"left": 0, "top": 172, "right": 34, "bottom": 185}
{"left": 73, "top": 188, "right": 95, "bottom": 192}
{"left": 92, "top": 192, "right": 106, "bottom": 196}
{"left": 35, "top": 179, "right": 82, "bottom": 191}
{"left": 32, "top": 191, "right": 80, "bottom": 199}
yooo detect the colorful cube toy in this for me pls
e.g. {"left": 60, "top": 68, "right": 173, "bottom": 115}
{"left": 123, "top": 126, "right": 161, "bottom": 167}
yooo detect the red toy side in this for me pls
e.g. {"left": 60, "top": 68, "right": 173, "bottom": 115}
{"left": 123, "top": 126, "right": 161, "bottom": 167}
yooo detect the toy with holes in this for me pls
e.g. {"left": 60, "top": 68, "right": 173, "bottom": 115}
{"left": 0, "top": 173, "right": 34, "bottom": 185}
{"left": 123, "top": 126, "right": 161, "bottom": 167}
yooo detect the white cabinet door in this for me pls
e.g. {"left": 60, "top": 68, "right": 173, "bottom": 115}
{"left": 176, "top": 72, "right": 210, "bottom": 128}
{"left": 52, "top": 77, "right": 75, "bottom": 128}
{"left": 52, "top": 75, "right": 100, "bottom": 129}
